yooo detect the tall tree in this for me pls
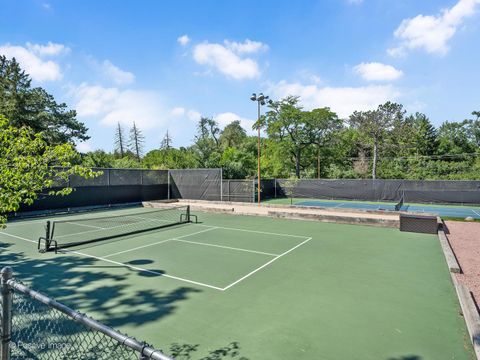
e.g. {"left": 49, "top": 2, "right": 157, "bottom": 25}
{"left": 114, "top": 122, "right": 126, "bottom": 157}
{"left": 0, "top": 115, "right": 96, "bottom": 226}
{"left": 193, "top": 117, "right": 221, "bottom": 167}
{"left": 262, "top": 96, "right": 340, "bottom": 178}
{"left": 403, "top": 113, "right": 438, "bottom": 155}
{"left": 219, "top": 120, "right": 247, "bottom": 149}
{"left": 305, "top": 108, "right": 342, "bottom": 178}
{"left": 160, "top": 130, "right": 172, "bottom": 150}
{"left": 349, "top": 102, "right": 405, "bottom": 179}
{"left": 437, "top": 120, "right": 476, "bottom": 155}
{"left": 0, "top": 56, "right": 89, "bottom": 144}
{"left": 128, "top": 122, "right": 145, "bottom": 160}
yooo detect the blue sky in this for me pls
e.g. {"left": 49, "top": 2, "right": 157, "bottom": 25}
{"left": 1, "top": 0, "right": 479, "bottom": 152}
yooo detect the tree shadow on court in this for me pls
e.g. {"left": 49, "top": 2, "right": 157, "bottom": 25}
{"left": 168, "top": 341, "right": 249, "bottom": 360}
{"left": 1, "top": 241, "right": 250, "bottom": 359}
{"left": 387, "top": 356, "right": 422, "bottom": 360}
{"left": 0, "top": 241, "right": 200, "bottom": 328}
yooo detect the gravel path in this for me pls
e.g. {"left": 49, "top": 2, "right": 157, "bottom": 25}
{"left": 445, "top": 221, "right": 480, "bottom": 308}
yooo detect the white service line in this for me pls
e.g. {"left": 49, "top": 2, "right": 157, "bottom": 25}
{"left": 221, "top": 237, "right": 312, "bottom": 291}
{"left": 193, "top": 223, "right": 310, "bottom": 239}
{"left": 63, "top": 248, "right": 224, "bottom": 291}
{"left": 103, "top": 227, "right": 218, "bottom": 258}
{"left": 172, "top": 238, "right": 279, "bottom": 257}
{"left": 0, "top": 230, "right": 224, "bottom": 291}
{"left": 0, "top": 232, "right": 37, "bottom": 244}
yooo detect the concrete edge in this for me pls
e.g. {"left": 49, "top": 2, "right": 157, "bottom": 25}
{"left": 451, "top": 276, "right": 480, "bottom": 359}
{"left": 437, "top": 223, "right": 461, "bottom": 274}
{"left": 178, "top": 198, "right": 440, "bottom": 218}
{"left": 267, "top": 211, "right": 399, "bottom": 228}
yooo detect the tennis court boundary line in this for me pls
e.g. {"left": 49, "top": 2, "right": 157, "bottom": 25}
{"left": 103, "top": 227, "right": 218, "bottom": 258}
{"left": 222, "top": 237, "right": 312, "bottom": 291}
{"left": 0, "top": 231, "right": 224, "bottom": 291}
{"left": 193, "top": 224, "right": 311, "bottom": 239}
{"left": 65, "top": 249, "right": 225, "bottom": 291}
{"left": 0, "top": 230, "right": 313, "bottom": 291}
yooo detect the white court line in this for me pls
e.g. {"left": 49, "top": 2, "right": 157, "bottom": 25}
{"left": 172, "top": 238, "right": 279, "bottom": 257}
{"left": 193, "top": 223, "right": 310, "bottom": 239}
{"left": 221, "top": 237, "right": 312, "bottom": 291}
{"left": 471, "top": 209, "right": 480, "bottom": 217}
{"left": 103, "top": 227, "right": 218, "bottom": 258}
{"left": 0, "top": 231, "right": 224, "bottom": 291}
{"left": 62, "top": 249, "right": 225, "bottom": 291}
{"left": 0, "top": 232, "right": 37, "bottom": 244}
{"left": 63, "top": 221, "right": 104, "bottom": 230}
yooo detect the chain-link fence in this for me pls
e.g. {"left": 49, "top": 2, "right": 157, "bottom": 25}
{"left": 0, "top": 267, "right": 172, "bottom": 360}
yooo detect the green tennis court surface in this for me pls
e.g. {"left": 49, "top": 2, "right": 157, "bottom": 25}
{"left": 0, "top": 206, "right": 474, "bottom": 359}
{"left": 265, "top": 197, "right": 480, "bottom": 219}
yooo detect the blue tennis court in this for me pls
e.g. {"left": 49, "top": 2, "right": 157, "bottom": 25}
{"left": 295, "top": 199, "right": 480, "bottom": 219}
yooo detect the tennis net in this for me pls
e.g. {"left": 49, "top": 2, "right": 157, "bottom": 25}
{"left": 394, "top": 196, "right": 405, "bottom": 211}
{"left": 39, "top": 205, "right": 192, "bottom": 252}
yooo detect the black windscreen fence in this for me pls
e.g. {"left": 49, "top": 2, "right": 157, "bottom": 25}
{"left": 274, "top": 179, "right": 480, "bottom": 205}
{"left": 16, "top": 167, "right": 480, "bottom": 213}
{"left": 169, "top": 169, "right": 222, "bottom": 201}
{"left": 20, "top": 169, "right": 169, "bottom": 212}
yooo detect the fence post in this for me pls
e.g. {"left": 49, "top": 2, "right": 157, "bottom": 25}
{"left": 1, "top": 267, "right": 13, "bottom": 360}
{"left": 220, "top": 168, "right": 223, "bottom": 202}
{"left": 274, "top": 178, "right": 277, "bottom": 198}
{"left": 167, "top": 171, "right": 171, "bottom": 200}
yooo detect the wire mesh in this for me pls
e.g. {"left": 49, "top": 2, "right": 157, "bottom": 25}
{"left": 2, "top": 275, "right": 172, "bottom": 360}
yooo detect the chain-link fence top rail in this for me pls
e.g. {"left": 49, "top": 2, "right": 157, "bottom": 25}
{"left": 0, "top": 267, "right": 172, "bottom": 360}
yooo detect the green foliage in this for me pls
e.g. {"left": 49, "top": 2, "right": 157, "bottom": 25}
{"left": 437, "top": 120, "right": 477, "bottom": 154}
{"left": 219, "top": 120, "right": 247, "bottom": 149}
{"left": 263, "top": 96, "right": 342, "bottom": 178}
{"left": 192, "top": 117, "right": 221, "bottom": 167}
{"left": 0, "top": 56, "right": 89, "bottom": 144}
{"left": 220, "top": 147, "right": 256, "bottom": 179}
{"left": 0, "top": 115, "right": 97, "bottom": 226}
{"left": 81, "top": 150, "right": 116, "bottom": 168}
{"left": 143, "top": 148, "right": 197, "bottom": 169}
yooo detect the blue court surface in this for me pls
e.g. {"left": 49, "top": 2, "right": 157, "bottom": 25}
{"left": 295, "top": 200, "right": 480, "bottom": 219}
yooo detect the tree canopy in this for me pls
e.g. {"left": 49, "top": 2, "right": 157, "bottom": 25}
{"left": 0, "top": 56, "right": 89, "bottom": 144}
{"left": 0, "top": 115, "right": 96, "bottom": 226}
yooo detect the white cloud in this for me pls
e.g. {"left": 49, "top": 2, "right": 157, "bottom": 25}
{"left": 353, "top": 62, "right": 403, "bottom": 81}
{"left": 214, "top": 112, "right": 255, "bottom": 133}
{"left": 170, "top": 107, "right": 186, "bottom": 116}
{"left": 224, "top": 39, "right": 268, "bottom": 54}
{"left": 389, "top": 0, "right": 480, "bottom": 56}
{"left": 269, "top": 81, "right": 401, "bottom": 118}
{"left": 193, "top": 39, "right": 266, "bottom": 80}
{"left": 0, "top": 43, "right": 63, "bottom": 81}
{"left": 177, "top": 35, "right": 190, "bottom": 46}
{"left": 76, "top": 141, "right": 93, "bottom": 153}
{"left": 187, "top": 110, "right": 201, "bottom": 122}
{"left": 100, "top": 60, "right": 135, "bottom": 85}
{"left": 72, "top": 83, "right": 167, "bottom": 130}
{"left": 26, "top": 42, "right": 70, "bottom": 56}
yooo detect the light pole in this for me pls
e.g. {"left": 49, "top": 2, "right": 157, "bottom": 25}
{"left": 250, "top": 92, "right": 269, "bottom": 205}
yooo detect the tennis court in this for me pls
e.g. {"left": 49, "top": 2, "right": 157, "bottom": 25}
{"left": 265, "top": 197, "right": 480, "bottom": 219}
{"left": 0, "top": 205, "right": 475, "bottom": 359}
